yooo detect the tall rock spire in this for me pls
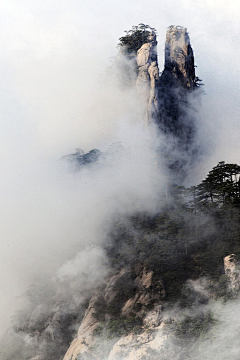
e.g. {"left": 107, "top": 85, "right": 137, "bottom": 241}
{"left": 156, "top": 26, "right": 199, "bottom": 179}
{"left": 163, "top": 25, "right": 196, "bottom": 89}
{"left": 136, "top": 31, "right": 160, "bottom": 123}
{"left": 157, "top": 26, "right": 197, "bottom": 148}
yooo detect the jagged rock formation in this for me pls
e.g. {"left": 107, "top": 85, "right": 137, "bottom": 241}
{"left": 224, "top": 254, "right": 240, "bottom": 295}
{"left": 63, "top": 295, "right": 99, "bottom": 360}
{"left": 136, "top": 26, "right": 197, "bottom": 128}
{"left": 164, "top": 25, "right": 195, "bottom": 89}
{"left": 136, "top": 31, "right": 159, "bottom": 123}
{"left": 62, "top": 266, "right": 165, "bottom": 359}
{"left": 60, "top": 253, "right": 236, "bottom": 360}
{"left": 135, "top": 26, "right": 200, "bottom": 178}
{"left": 108, "top": 321, "right": 171, "bottom": 360}
{"left": 158, "top": 26, "right": 197, "bottom": 144}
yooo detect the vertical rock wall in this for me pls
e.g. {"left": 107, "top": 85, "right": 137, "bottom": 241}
{"left": 224, "top": 254, "right": 240, "bottom": 295}
{"left": 164, "top": 26, "right": 195, "bottom": 89}
{"left": 158, "top": 26, "right": 196, "bottom": 139}
{"left": 136, "top": 26, "right": 196, "bottom": 129}
{"left": 136, "top": 31, "right": 160, "bottom": 123}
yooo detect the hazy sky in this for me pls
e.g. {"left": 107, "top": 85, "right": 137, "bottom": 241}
{"left": 0, "top": 0, "right": 239, "bottom": 334}
{"left": 0, "top": 0, "right": 239, "bottom": 160}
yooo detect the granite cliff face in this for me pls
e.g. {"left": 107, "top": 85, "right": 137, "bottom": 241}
{"left": 136, "top": 31, "right": 159, "bottom": 123}
{"left": 16, "top": 252, "right": 239, "bottom": 360}
{"left": 135, "top": 26, "right": 199, "bottom": 178}
{"left": 163, "top": 26, "right": 195, "bottom": 89}
{"left": 62, "top": 266, "right": 165, "bottom": 360}
{"left": 60, "top": 254, "right": 239, "bottom": 360}
{"left": 136, "top": 26, "right": 197, "bottom": 128}
{"left": 158, "top": 26, "right": 197, "bottom": 146}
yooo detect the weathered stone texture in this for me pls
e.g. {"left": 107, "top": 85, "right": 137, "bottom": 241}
{"left": 164, "top": 25, "right": 195, "bottom": 89}
{"left": 136, "top": 31, "right": 159, "bottom": 123}
{"left": 224, "top": 254, "right": 240, "bottom": 294}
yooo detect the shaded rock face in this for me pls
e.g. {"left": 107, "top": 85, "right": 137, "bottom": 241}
{"left": 158, "top": 26, "right": 196, "bottom": 141}
{"left": 158, "top": 26, "right": 199, "bottom": 179}
{"left": 135, "top": 26, "right": 199, "bottom": 180}
{"left": 164, "top": 26, "right": 195, "bottom": 89}
{"left": 136, "top": 31, "right": 160, "bottom": 123}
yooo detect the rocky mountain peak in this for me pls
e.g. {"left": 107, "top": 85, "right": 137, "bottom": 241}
{"left": 136, "top": 30, "right": 159, "bottom": 123}
{"left": 164, "top": 25, "right": 195, "bottom": 89}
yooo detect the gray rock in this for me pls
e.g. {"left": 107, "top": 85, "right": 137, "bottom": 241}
{"left": 164, "top": 25, "right": 195, "bottom": 89}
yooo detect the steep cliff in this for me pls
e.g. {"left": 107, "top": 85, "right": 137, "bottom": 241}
{"left": 157, "top": 26, "right": 197, "bottom": 144}
{"left": 136, "top": 31, "right": 159, "bottom": 123}
{"left": 135, "top": 25, "right": 198, "bottom": 128}
{"left": 134, "top": 25, "right": 200, "bottom": 178}
{"left": 60, "top": 255, "right": 238, "bottom": 360}
{"left": 62, "top": 266, "right": 165, "bottom": 360}
{"left": 163, "top": 25, "right": 196, "bottom": 89}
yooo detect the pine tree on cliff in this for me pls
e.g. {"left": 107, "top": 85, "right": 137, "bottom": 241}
{"left": 118, "top": 24, "right": 157, "bottom": 57}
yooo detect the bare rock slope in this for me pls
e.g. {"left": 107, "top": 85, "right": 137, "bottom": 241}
{"left": 63, "top": 266, "right": 165, "bottom": 360}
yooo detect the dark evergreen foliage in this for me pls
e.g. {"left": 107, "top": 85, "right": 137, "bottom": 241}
{"left": 118, "top": 24, "right": 157, "bottom": 57}
{"left": 106, "top": 162, "right": 240, "bottom": 302}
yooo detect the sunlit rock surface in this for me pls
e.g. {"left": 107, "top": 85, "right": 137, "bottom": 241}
{"left": 136, "top": 31, "right": 159, "bottom": 123}
{"left": 63, "top": 294, "right": 99, "bottom": 360}
{"left": 163, "top": 25, "right": 195, "bottom": 89}
{"left": 224, "top": 254, "right": 240, "bottom": 295}
{"left": 108, "top": 322, "right": 176, "bottom": 360}
{"left": 63, "top": 266, "right": 165, "bottom": 359}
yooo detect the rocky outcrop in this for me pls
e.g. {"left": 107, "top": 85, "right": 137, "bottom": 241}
{"left": 163, "top": 25, "right": 195, "bottom": 89}
{"left": 136, "top": 31, "right": 160, "bottom": 123}
{"left": 62, "top": 266, "right": 165, "bottom": 359}
{"left": 136, "top": 26, "right": 197, "bottom": 128}
{"left": 135, "top": 26, "right": 199, "bottom": 179}
{"left": 158, "top": 26, "right": 197, "bottom": 138}
{"left": 63, "top": 295, "right": 100, "bottom": 360}
{"left": 121, "top": 267, "right": 165, "bottom": 317}
{"left": 224, "top": 254, "right": 240, "bottom": 295}
{"left": 108, "top": 321, "right": 177, "bottom": 360}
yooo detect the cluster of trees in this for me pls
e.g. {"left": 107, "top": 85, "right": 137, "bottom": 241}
{"left": 106, "top": 162, "right": 240, "bottom": 301}
{"left": 189, "top": 162, "right": 240, "bottom": 208}
{"left": 118, "top": 23, "right": 156, "bottom": 57}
